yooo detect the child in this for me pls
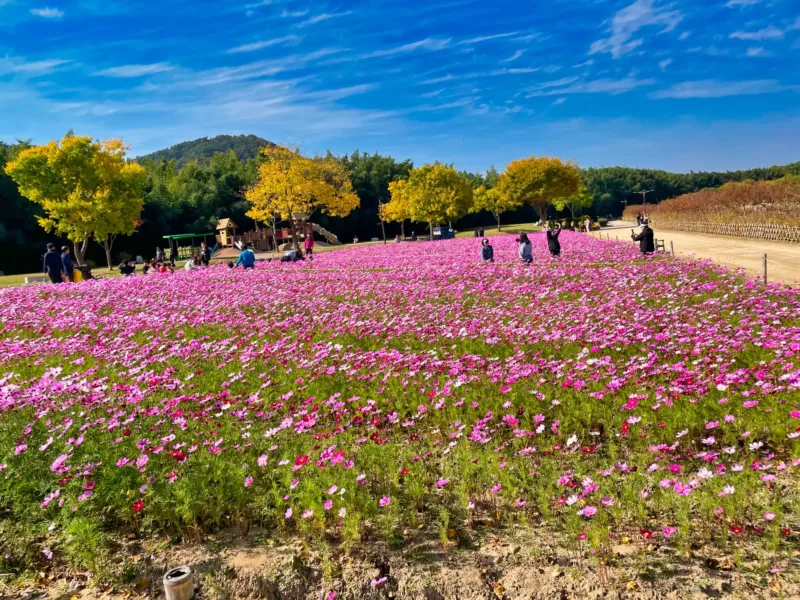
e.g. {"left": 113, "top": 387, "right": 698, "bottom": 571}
{"left": 481, "top": 238, "right": 494, "bottom": 263}
{"left": 517, "top": 233, "right": 533, "bottom": 263}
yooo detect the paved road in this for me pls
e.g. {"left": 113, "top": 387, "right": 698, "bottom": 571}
{"left": 595, "top": 221, "right": 800, "bottom": 286}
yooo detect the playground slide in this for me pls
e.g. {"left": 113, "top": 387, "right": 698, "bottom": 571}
{"left": 311, "top": 223, "right": 340, "bottom": 245}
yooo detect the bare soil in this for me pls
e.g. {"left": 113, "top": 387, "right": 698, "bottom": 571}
{"left": 5, "top": 527, "right": 798, "bottom": 600}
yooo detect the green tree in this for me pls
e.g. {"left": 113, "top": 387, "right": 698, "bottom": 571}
{"left": 553, "top": 184, "right": 594, "bottom": 219}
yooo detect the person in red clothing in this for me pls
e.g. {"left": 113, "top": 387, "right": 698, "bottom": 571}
{"left": 304, "top": 233, "right": 314, "bottom": 257}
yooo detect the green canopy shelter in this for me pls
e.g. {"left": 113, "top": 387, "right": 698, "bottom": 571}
{"left": 163, "top": 233, "right": 215, "bottom": 260}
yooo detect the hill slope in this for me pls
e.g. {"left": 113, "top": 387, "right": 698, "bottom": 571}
{"left": 137, "top": 134, "right": 271, "bottom": 167}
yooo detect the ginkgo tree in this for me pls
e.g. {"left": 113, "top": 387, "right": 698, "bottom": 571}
{"left": 6, "top": 133, "right": 146, "bottom": 269}
{"left": 496, "top": 156, "right": 581, "bottom": 225}
{"left": 245, "top": 145, "right": 360, "bottom": 251}
{"left": 471, "top": 184, "right": 522, "bottom": 231}
{"left": 387, "top": 164, "right": 473, "bottom": 240}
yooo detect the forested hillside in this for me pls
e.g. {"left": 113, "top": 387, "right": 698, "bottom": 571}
{"left": 136, "top": 135, "right": 271, "bottom": 168}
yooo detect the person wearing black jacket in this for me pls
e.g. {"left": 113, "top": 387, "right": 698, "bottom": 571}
{"left": 42, "top": 243, "right": 64, "bottom": 284}
{"left": 61, "top": 246, "right": 74, "bottom": 282}
{"left": 632, "top": 224, "right": 655, "bottom": 254}
{"left": 545, "top": 223, "right": 561, "bottom": 257}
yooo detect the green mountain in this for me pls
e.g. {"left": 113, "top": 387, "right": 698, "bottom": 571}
{"left": 137, "top": 134, "right": 271, "bottom": 167}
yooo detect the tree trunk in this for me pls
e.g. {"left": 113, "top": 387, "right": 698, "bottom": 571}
{"left": 533, "top": 204, "right": 549, "bottom": 226}
{"left": 380, "top": 219, "right": 386, "bottom": 244}
{"left": 289, "top": 220, "right": 300, "bottom": 252}
{"left": 429, "top": 221, "right": 433, "bottom": 241}
{"left": 100, "top": 237, "right": 114, "bottom": 270}
{"left": 494, "top": 213, "right": 502, "bottom": 232}
{"left": 400, "top": 221, "right": 405, "bottom": 240}
{"left": 73, "top": 239, "right": 89, "bottom": 267}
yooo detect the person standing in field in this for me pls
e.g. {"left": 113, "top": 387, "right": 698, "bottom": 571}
{"left": 304, "top": 233, "right": 314, "bottom": 257}
{"left": 61, "top": 246, "right": 74, "bottom": 282}
{"left": 518, "top": 233, "right": 533, "bottom": 264}
{"left": 545, "top": 223, "right": 562, "bottom": 257}
{"left": 155, "top": 247, "right": 165, "bottom": 262}
{"left": 481, "top": 238, "right": 494, "bottom": 263}
{"left": 584, "top": 217, "right": 591, "bottom": 233}
{"left": 43, "top": 243, "right": 64, "bottom": 284}
{"left": 632, "top": 223, "right": 655, "bottom": 254}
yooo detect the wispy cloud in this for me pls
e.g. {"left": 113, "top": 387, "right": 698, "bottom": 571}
{"left": 30, "top": 6, "right": 64, "bottom": 18}
{"left": 590, "top": 0, "right": 683, "bottom": 58}
{"left": 281, "top": 9, "right": 309, "bottom": 18}
{"left": 226, "top": 35, "right": 301, "bottom": 54}
{"left": 725, "top": 0, "right": 761, "bottom": 7}
{"left": 96, "top": 63, "right": 175, "bottom": 78}
{"left": 420, "top": 74, "right": 458, "bottom": 85}
{"left": 730, "top": 26, "right": 784, "bottom": 40}
{"left": 659, "top": 58, "right": 672, "bottom": 71}
{"left": 502, "top": 50, "right": 525, "bottom": 63}
{"left": 650, "top": 79, "right": 790, "bottom": 98}
{"left": 679, "top": 31, "right": 692, "bottom": 40}
{"left": 199, "top": 49, "right": 343, "bottom": 85}
{"left": 745, "top": 46, "right": 770, "bottom": 57}
{"left": 458, "top": 32, "right": 518, "bottom": 45}
{"left": 364, "top": 38, "right": 450, "bottom": 58}
{"left": 527, "top": 76, "right": 656, "bottom": 97}
{"left": 552, "top": 97, "right": 567, "bottom": 105}
{"left": 296, "top": 11, "right": 352, "bottom": 28}
{"left": 304, "top": 84, "right": 377, "bottom": 101}
{"left": 0, "top": 56, "right": 71, "bottom": 76}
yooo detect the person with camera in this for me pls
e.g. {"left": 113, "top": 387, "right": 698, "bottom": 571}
{"left": 632, "top": 223, "right": 655, "bottom": 254}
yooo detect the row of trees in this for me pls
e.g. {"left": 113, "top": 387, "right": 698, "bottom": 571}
{"left": 382, "top": 157, "right": 585, "bottom": 239}
{"left": 2, "top": 132, "right": 799, "bottom": 274}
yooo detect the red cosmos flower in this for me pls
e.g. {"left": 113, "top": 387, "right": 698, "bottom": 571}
{"left": 781, "top": 528, "right": 791, "bottom": 537}
{"left": 123, "top": 429, "right": 131, "bottom": 437}
{"left": 577, "top": 533, "right": 587, "bottom": 540}
{"left": 294, "top": 455, "right": 309, "bottom": 466}
{"left": 400, "top": 468, "right": 410, "bottom": 476}
{"left": 621, "top": 421, "right": 629, "bottom": 437}
{"left": 729, "top": 525, "right": 743, "bottom": 535}
{"left": 640, "top": 528, "right": 653, "bottom": 539}
{"left": 132, "top": 500, "right": 144, "bottom": 513}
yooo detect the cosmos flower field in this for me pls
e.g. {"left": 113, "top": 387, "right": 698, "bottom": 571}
{"left": 1, "top": 232, "right": 799, "bottom": 578}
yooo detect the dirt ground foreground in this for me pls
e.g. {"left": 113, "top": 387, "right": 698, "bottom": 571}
{"left": 600, "top": 222, "right": 800, "bottom": 286}
{"left": 10, "top": 527, "right": 798, "bottom": 600}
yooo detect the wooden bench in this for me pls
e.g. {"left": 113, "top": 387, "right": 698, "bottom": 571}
{"left": 655, "top": 239, "right": 666, "bottom": 254}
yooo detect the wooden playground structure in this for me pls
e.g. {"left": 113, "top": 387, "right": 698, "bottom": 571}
{"left": 215, "top": 218, "right": 341, "bottom": 253}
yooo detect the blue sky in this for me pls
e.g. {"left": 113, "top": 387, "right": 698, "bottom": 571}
{"left": 1, "top": 0, "right": 798, "bottom": 173}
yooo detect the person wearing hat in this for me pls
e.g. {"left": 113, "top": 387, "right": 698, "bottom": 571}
{"left": 632, "top": 222, "right": 655, "bottom": 254}
{"left": 43, "top": 243, "right": 64, "bottom": 284}
{"left": 60, "top": 246, "right": 74, "bottom": 282}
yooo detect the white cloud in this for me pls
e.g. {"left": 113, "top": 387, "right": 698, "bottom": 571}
{"left": 502, "top": 50, "right": 525, "bottom": 63}
{"left": 226, "top": 35, "right": 301, "bottom": 54}
{"left": 527, "top": 76, "right": 656, "bottom": 97}
{"left": 30, "top": 6, "right": 64, "bottom": 18}
{"left": 458, "top": 32, "right": 518, "bottom": 45}
{"left": 725, "top": 0, "right": 760, "bottom": 6}
{"left": 364, "top": 38, "right": 450, "bottom": 58}
{"left": 95, "top": 63, "right": 175, "bottom": 78}
{"left": 552, "top": 97, "right": 567, "bottom": 105}
{"left": 420, "top": 74, "right": 458, "bottom": 85}
{"left": 730, "top": 26, "right": 784, "bottom": 41}
{"left": 650, "top": 79, "right": 790, "bottom": 98}
{"left": 745, "top": 47, "right": 770, "bottom": 57}
{"left": 590, "top": 0, "right": 683, "bottom": 59}
{"left": 659, "top": 58, "right": 672, "bottom": 71}
{"left": 296, "top": 11, "right": 352, "bottom": 28}
{"left": 281, "top": 9, "right": 309, "bottom": 17}
{"left": 0, "top": 57, "right": 70, "bottom": 76}
{"left": 679, "top": 31, "right": 692, "bottom": 40}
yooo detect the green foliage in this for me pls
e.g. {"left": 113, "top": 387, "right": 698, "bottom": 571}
{"left": 136, "top": 134, "right": 271, "bottom": 168}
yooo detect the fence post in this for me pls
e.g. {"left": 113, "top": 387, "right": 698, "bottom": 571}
{"left": 670, "top": 241, "right": 674, "bottom": 257}
{"left": 763, "top": 253, "right": 767, "bottom": 284}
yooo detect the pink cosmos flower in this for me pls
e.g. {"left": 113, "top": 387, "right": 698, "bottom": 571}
{"left": 257, "top": 454, "right": 269, "bottom": 467}
{"left": 662, "top": 526, "right": 677, "bottom": 537}
{"left": 371, "top": 577, "right": 388, "bottom": 588}
{"left": 284, "top": 507, "right": 293, "bottom": 519}
{"left": 301, "top": 509, "right": 314, "bottom": 519}
{"left": 244, "top": 477, "right": 253, "bottom": 488}
{"left": 764, "top": 512, "right": 776, "bottom": 521}
{"left": 578, "top": 506, "right": 597, "bottom": 518}
{"left": 435, "top": 478, "right": 449, "bottom": 488}
{"left": 378, "top": 496, "right": 391, "bottom": 507}
{"left": 323, "top": 500, "right": 333, "bottom": 511}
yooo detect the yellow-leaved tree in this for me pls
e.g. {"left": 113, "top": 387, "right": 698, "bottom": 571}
{"left": 245, "top": 145, "right": 360, "bottom": 250}
{"left": 388, "top": 164, "right": 473, "bottom": 240}
{"left": 496, "top": 156, "right": 581, "bottom": 225}
{"left": 6, "top": 133, "right": 147, "bottom": 269}
{"left": 384, "top": 179, "right": 414, "bottom": 239}
{"left": 471, "top": 184, "right": 522, "bottom": 231}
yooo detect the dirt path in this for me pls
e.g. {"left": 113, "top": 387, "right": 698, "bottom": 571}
{"left": 596, "top": 221, "right": 800, "bottom": 286}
